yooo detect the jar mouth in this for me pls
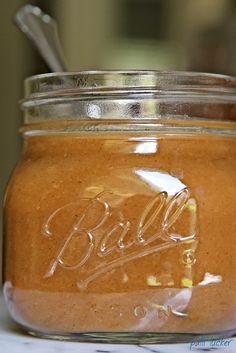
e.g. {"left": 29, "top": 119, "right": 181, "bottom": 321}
{"left": 24, "top": 70, "right": 236, "bottom": 99}
{"left": 21, "top": 70, "right": 236, "bottom": 124}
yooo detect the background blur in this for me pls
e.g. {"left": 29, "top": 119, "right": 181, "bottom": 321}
{"left": 1, "top": 0, "right": 236, "bottom": 281}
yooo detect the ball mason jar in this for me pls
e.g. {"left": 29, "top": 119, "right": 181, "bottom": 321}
{"left": 3, "top": 71, "right": 236, "bottom": 343}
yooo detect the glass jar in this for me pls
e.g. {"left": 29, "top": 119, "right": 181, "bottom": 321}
{"left": 3, "top": 71, "right": 236, "bottom": 343}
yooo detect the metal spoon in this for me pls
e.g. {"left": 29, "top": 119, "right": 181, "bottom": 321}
{"left": 14, "top": 4, "right": 67, "bottom": 72}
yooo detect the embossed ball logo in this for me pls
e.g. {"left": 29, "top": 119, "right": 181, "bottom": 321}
{"left": 43, "top": 188, "right": 197, "bottom": 289}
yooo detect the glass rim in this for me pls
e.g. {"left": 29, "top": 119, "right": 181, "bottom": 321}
{"left": 21, "top": 70, "right": 236, "bottom": 125}
{"left": 24, "top": 70, "right": 236, "bottom": 99}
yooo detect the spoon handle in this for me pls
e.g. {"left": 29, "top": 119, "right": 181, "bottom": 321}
{"left": 14, "top": 5, "right": 67, "bottom": 72}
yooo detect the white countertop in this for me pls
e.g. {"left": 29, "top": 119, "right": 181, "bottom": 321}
{"left": 0, "top": 294, "right": 236, "bottom": 353}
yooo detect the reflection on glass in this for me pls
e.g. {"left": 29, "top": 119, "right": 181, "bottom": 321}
{"left": 135, "top": 169, "right": 186, "bottom": 196}
{"left": 134, "top": 141, "right": 158, "bottom": 154}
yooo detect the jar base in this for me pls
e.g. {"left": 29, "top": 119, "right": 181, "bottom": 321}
{"left": 25, "top": 329, "right": 236, "bottom": 344}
